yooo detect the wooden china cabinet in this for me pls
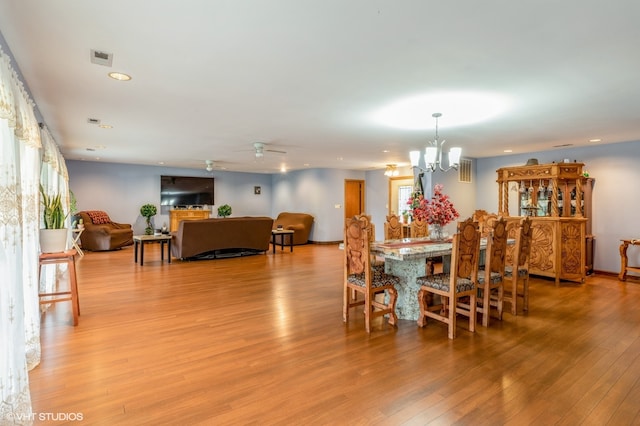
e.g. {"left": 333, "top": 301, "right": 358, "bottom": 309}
{"left": 496, "top": 162, "right": 594, "bottom": 285}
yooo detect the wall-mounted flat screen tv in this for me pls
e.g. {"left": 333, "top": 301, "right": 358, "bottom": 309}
{"left": 160, "top": 175, "right": 214, "bottom": 207}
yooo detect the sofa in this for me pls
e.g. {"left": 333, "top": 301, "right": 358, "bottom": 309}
{"left": 171, "top": 216, "right": 274, "bottom": 259}
{"left": 77, "top": 210, "right": 134, "bottom": 251}
{"left": 273, "top": 212, "right": 314, "bottom": 245}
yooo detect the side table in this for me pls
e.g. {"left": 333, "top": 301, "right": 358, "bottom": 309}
{"left": 134, "top": 235, "right": 172, "bottom": 266}
{"left": 71, "top": 228, "right": 84, "bottom": 257}
{"left": 271, "top": 229, "right": 294, "bottom": 254}
{"left": 619, "top": 239, "right": 640, "bottom": 281}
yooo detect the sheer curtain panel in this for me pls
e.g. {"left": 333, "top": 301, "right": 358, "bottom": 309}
{"left": 0, "top": 45, "right": 44, "bottom": 425}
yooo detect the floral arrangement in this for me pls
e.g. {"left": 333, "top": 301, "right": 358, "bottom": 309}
{"left": 408, "top": 183, "right": 459, "bottom": 226}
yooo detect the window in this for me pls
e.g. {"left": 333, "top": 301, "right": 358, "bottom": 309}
{"left": 398, "top": 185, "right": 413, "bottom": 215}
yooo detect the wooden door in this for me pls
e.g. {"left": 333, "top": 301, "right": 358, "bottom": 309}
{"left": 344, "top": 180, "right": 364, "bottom": 220}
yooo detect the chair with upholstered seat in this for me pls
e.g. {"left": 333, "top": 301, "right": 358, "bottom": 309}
{"left": 475, "top": 216, "right": 508, "bottom": 327}
{"left": 416, "top": 217, "right": 481, "bottom": 339}
{"left": 77, "top": 210, "right": 133, "bottom": 251}
{"left": 472, "top": 209, "right": 499, "bottom": 238}
{"left": 410, "top": 217, "right": 435, "bottom": 275}
{"left": 356, "top": 213, "right": 384, "bottom": 270}
{"left": 410, "top": 217, "right": 429, "bottom": 238}
{"left": 384, "top": 214, "right": 403, "bottom": 240}
{"left": 344, "top": 215, "right": 399, "bottom": 333}
{"left": 502, "top": 217, "right": 533, "bottom": 316}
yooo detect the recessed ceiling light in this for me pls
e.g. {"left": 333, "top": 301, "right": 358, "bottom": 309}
{"left": 504, "top": 149, "right": 513, "bottom": 153}
{"left": 98, "top": 124, "right": 112, "bottom": 129}
{"left": 108, "top": 72, "right": 132, "bottom": 81}
{"left": 589, "top": 138, "right": 601, "bottom": 143}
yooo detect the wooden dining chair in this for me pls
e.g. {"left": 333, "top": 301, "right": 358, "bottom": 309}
{"left": 416, "top": 217, "right": 481, "bottom": 339}
{"left": 502, "top": 217, "right": 533, "bottom": 316}
{"left": 410, "top": 217, "right": 429, "bottom": 238}
{"left": 409, "top": 217, "right": 436, "bottom": 274}
{"left": 357, "top": 213, "right": 384, "bottom": 270}
{"left": 476, "top": 216, "right": 508, "bottom": 327}
{"left": 384, "top": 214, "right": 403, "bottom": 240}
{"left": 344, "top": 215, "right": 399, "bottom": 333}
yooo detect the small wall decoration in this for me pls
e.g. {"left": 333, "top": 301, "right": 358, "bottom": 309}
{"left": 254, "top": 186, "right": 261, "bottom": 195}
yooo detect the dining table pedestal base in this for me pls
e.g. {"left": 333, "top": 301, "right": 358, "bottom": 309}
{"left": 384, "top": 256, "right": 451, "bottom": 321}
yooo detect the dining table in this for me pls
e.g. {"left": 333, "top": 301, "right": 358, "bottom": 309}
{"left": 370, "top": 237, "right": 491, "bottom": 321}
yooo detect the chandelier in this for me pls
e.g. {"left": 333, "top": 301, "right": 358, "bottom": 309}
{"left": 383, "top": 164, "right": 399, "bottom": 177}
{"left": 410, "top": 113, "right": 462, "bottom": 172}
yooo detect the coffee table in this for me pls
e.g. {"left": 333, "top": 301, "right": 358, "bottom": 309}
{"left": 133, "top": 234, "right": 172, "bottom": 266}
{"left": 271, "top": 229, "right": 294, "bottom": 254}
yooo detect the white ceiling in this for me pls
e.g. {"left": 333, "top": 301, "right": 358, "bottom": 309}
{"left": 0, "top": 1, "right": 638, "bottom": 173}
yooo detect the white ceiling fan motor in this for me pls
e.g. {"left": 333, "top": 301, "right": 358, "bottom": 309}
{"left": 254, "top": 142, "right": 265, "bottom": 158}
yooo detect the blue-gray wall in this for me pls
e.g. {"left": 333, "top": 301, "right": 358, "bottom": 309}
{"left": 69, "top": 139, "right": 640, "bottom": 274}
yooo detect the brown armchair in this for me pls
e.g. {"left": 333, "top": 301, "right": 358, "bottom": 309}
{"left": 77, "top": 210, "right": 134, "bottom": 251}
{"left": 273, "top": 212, "right": 314, "bottom": 245}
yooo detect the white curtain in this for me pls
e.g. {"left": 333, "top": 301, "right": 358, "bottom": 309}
{"left": 0, "top": 43, "right": 54, "bottom": 424}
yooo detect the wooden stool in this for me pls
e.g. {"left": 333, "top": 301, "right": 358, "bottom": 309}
{"left": 38, "top": 249, "right": 80, "bottom": 326}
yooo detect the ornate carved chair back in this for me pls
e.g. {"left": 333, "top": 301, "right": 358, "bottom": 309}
{"left": 504, "top": 216, "right": 533, "bottom": 316}
{"left": 517, "top": 216, "right": 533, "bottom": 269}
{"left": 476, "top": 216, "right": 508, "bottom": 326}
{"left": 488, "top": 217, "right": 508, "bottom": 275}
{"left": 453, "top": 218, "right": 481, "bottom": 282}
{"left": 384, "top": 214, "right": 403, "bottom": 240}
{"left": 410, "top": 217, "right": 429, "bottom": 238}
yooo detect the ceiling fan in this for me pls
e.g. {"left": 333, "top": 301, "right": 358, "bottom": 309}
{"left": 204, "top": 160, "right": 232, "bottom": 171}
{"left": 253, "top": 142, "right": 286, "bottom": 158}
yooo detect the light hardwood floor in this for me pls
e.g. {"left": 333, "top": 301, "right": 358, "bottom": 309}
{"left": 31, "top": 243, "right": 640, "bottom": 425}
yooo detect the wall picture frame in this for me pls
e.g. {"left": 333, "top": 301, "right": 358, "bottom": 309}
{"left": 254, "top": 186, "right": 261, "bottom": 195}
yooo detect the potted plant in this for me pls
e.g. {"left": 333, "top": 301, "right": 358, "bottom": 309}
{"left": 217, "top": 204, "right": 232, "bottom": 218}
{"left": 39, "top": 184, "right": 69, "bottom": 253}
{"left": 140, "top": 203, "right": 157, "bottom": 235}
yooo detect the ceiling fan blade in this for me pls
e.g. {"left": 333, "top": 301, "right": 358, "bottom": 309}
{"left": 265, "top": 148, "right": 287, "bottom": 154}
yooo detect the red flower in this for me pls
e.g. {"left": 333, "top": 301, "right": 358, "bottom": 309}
{"left": 411, "top": 183, "right": 459, "bottom": 226}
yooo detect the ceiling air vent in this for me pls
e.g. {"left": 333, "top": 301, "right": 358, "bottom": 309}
{"left": 87, "top": 118, "right": 101, "bottom": 125}
{"left": 90, "top": 50, "right": 113, "bottom": 67}
{"left": 458, "top": 158, "right": 473, "bottom": 183}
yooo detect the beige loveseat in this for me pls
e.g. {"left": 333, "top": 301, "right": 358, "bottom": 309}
{"left": 273, "top": 212, "right": 314, "bottom": 245}
{"left": 171, "top": 216, "right": 274, "bottom": 259}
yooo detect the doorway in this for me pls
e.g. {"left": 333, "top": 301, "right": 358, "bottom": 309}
{"left": 388, "top": 175, "right": 414, "bottom": 216}
{"left": 344, "top": 179, "right": 364, "bottom": 220}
